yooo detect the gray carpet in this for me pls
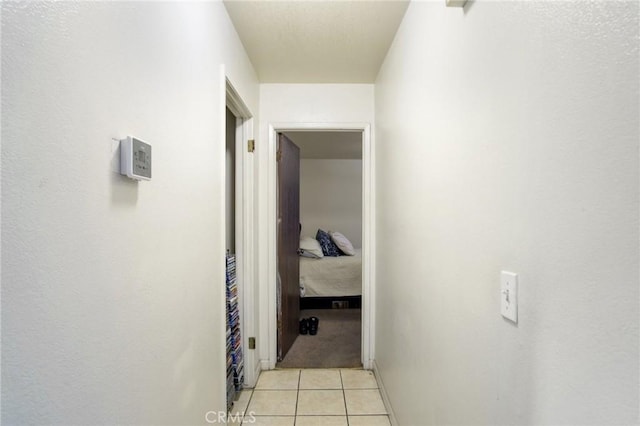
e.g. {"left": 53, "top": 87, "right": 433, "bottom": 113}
{"left": 277, "top": 309, "right": 362, "bottom": 368}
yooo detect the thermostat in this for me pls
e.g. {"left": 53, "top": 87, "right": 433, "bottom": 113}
{"left": 120, "top": 136, "right": 151, "bottom": 180}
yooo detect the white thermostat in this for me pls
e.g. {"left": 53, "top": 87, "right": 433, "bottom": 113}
{"left": 120, "top": 136, "right": 151, "bottom": 180}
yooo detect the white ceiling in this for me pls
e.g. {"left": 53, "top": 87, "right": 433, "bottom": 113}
{"left": 284, "top": 131, "right": 362, "bottom": 159}
{"left": 223, "top": 0, "right": 410, "bottom": 83}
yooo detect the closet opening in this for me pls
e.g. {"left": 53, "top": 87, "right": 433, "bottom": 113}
{"left": 225, "top": 106, "right": 243, "bottom": 409}
{"left": 276, "top": 130, "right": 364, "bottom": 368}
{"left": 224, "top": 75, "right": 257, "bottom": 404}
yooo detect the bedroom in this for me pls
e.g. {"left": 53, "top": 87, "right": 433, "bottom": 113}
{"left": 277, "top": 130, "right": 363, "bottom": 368}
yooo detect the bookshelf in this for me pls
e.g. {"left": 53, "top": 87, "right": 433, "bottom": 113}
{"left": 225, "top": 253, "right": 244, "bottom": 410}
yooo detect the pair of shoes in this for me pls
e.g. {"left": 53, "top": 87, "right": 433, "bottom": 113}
{"left": 299, "top": 317, "right": 320, "bottom": 335}
{"left": 299, "top": 318, "right": 310, "bottom": 335}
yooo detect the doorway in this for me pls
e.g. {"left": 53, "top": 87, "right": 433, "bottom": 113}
{"left": 277, "top": 130, "right": 364, "bottom": 368}
{"left": 224, "top": 75, "right": 258, "bottom": 387}
{"left": 266, "top": 123, "right": 375, "bottom": 370}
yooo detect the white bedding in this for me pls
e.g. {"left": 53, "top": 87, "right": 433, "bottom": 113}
{"left": 299, "top": 249, "right": 362, "bottom": 297}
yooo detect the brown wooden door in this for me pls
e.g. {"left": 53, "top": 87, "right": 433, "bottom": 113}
{"left": 277, "top": 133, "right": 301, "bottom": 361}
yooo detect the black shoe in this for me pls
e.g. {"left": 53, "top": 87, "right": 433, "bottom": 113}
{"left": 308, "top": 317, "right": 319, "bottom": 335}
{"left": 299, "top": 318, "right": 309, "bottom": 335}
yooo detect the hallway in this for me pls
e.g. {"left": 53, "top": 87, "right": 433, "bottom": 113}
{"left": 230, "top": 369, "right": 389, "bottom": 425}
{"left": 2, "top": 2, "right": 638, "bottom": 425}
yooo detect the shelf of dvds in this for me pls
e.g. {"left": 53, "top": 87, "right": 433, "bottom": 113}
{"left": 226, "top": 253, "right": 244, "bottom": 411}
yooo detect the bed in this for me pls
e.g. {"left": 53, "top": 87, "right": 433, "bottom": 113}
{"left": 299, "top": 249, "right": 362, "bottom": 309}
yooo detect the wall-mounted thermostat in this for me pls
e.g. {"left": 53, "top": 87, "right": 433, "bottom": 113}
{"left": 120, "top": 136, "right": 151, "bottom": 180}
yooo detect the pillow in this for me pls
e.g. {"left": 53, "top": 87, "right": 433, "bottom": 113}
{"left": 329, "top": 231, "right": 355, "bottom": 256}
{"left": 299, "top": 237, "right": 323, "bottom": 258}
{"left": 316, "top": 229, "right": 341, "bottom": 257}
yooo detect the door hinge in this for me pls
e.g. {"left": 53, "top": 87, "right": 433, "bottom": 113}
{"left": 276, "top": 150, "right": 282, "bottom": 162}
{"left": 248, "top": 139, "right": 255, "bottom": 153}
{"left": 248, "top": 337, "right": 256, "bottom": 350}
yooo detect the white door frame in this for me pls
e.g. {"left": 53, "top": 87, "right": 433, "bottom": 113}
{"left": 265, "top": 122, "right": 375, "bottom": 370}
{"left": 223, "top": 72, "right": 259, "bottom": 387}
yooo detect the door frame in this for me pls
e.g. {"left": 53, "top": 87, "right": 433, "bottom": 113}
{"left": 223, "top": 71, "right": 258, "bottom": 387}
{"left": 265, "top": 122, "right": 375, "bottom": 369}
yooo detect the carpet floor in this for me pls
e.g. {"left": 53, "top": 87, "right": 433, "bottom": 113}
{"left": 277, "top": 308, "right": 362, "bottom": 368}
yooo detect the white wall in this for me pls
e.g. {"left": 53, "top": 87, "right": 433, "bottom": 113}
{"left": 1, "top": 2, "right": 258, "bottom": 424}
{"left": 259, "top": 84, "right": 374, "bottom": 126}
{"left": 375, "top": 2, "right": 638, "bottom": 425}
{"left": 300, "top": 159, "right": 363, "bottom": 247}
{"left": 257, "top": 84, "right": 374, "bottom": 363}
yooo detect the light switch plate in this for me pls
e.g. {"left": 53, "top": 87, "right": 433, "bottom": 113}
{"left": 501, "top": 271, "right": 518, "bottom": 323}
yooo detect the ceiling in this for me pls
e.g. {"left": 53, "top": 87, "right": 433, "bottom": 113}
{"left": 284, "top": 131, "right": 362, "bottom": 159}
{"left": 223, "top": 0, "right": 410, "bottom": 83}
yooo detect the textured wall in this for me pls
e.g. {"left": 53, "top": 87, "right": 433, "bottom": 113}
{"left": 300, "top": 159, "right": 363, "bottom": 247}
{"left": 375, "top": 2, "right": 639, "bottom": 424}
{"left": 1, "top": 2, "right": 258, "bottom": 424}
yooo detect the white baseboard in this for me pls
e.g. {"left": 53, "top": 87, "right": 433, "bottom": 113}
{"left": 246, "top": 362, "right": 261, "bottom": 388}
{"left": 362, "top": 358, "right": 373, "bottom": 370}
{"left": 372, "top": 360, "right": 398, "bottom": 426}
{"left": 260, "top": 359, "right": 272, "bottom": 371}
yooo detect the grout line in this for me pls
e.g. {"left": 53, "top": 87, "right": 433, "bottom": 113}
{"left": 340, "top": 369, "right": 350, "bottom": 426}
{"left": 293, "top": 369, "right": 301, "bottom": 425}
{"left": 242, "top": 388, "right": 255, "bottom": 424}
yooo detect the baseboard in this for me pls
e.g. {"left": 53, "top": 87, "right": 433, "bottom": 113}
{"left": 247, "top": 362, "right": 261, "bottom": 388}
{"left": 372, "top": 360, "right": 398, "bottom": 426}
{"left": 362, "top": 358, "right": 373, "bottom": 370}
{"left": 260, "top": 359, "right": 272, "bottom": 371}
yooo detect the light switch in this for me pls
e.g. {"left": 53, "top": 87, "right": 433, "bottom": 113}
{"left": 501, "top": 271, "right": 518, "bottom": 323}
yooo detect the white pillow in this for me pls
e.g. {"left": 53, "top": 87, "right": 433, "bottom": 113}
{"left": 329, "top": 231, "right": 355, "bottom": 256}
{"left": 299, "top": 237, "right": 324, "bottom": 258}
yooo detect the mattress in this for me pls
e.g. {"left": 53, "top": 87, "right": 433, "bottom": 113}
{"left": 299, "top": 249, "right": 362, "bottom": 297}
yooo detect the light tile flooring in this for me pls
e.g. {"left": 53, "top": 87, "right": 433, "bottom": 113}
{"left": 229, "top": 369, "right": 390, "bottom": 425}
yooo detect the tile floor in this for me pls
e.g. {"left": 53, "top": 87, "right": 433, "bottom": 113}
{"left": 229, "top": 369, "right": 390, "bottom": 425}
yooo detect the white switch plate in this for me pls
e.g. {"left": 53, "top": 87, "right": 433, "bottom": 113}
{"left": 501, "top": 271, "right": 518, "bottom": 323}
